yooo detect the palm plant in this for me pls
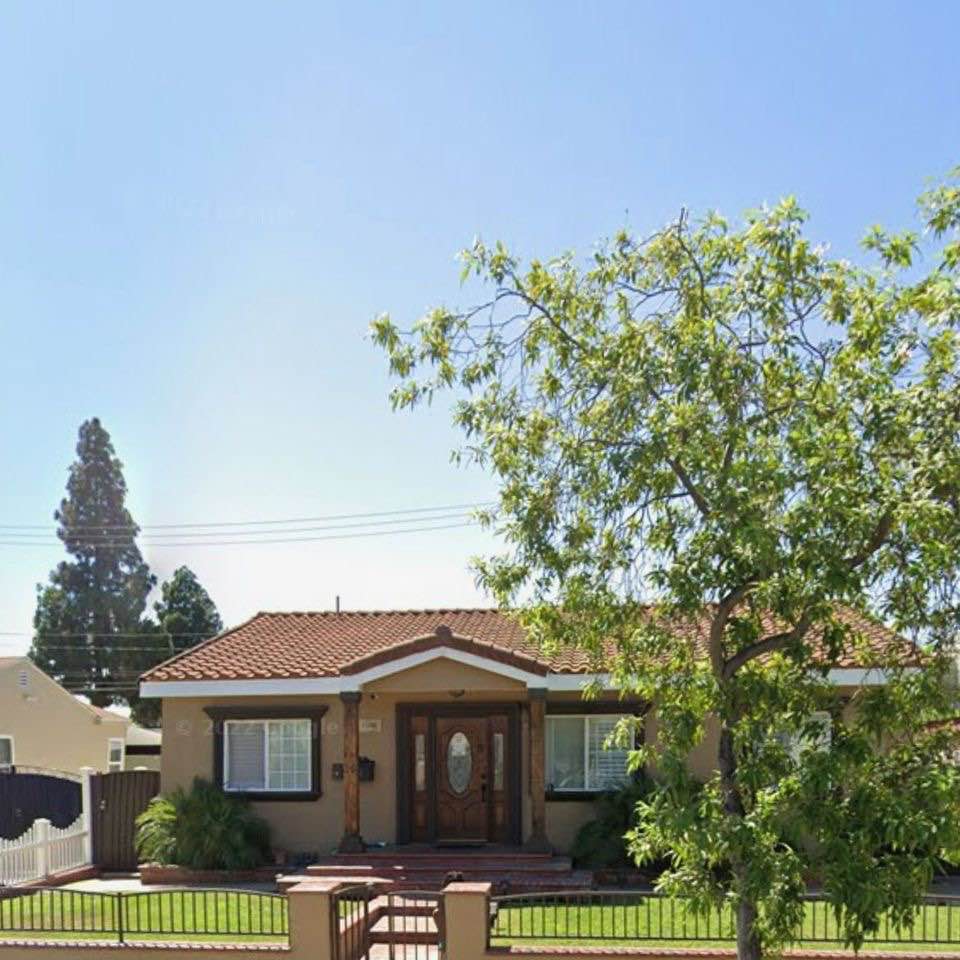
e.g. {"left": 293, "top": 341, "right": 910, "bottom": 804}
{"left": 135, "top": 778, "right": 271, "bottom": 870}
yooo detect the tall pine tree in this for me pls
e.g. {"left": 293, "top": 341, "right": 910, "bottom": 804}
{"left": 30, "top": 418, "right": 155, "bottom": 707}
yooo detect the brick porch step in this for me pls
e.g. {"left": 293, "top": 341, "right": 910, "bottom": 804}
{"left": 369, "top": 914, "right": 439, "bottom": 946}
{"left": 308, "top": 855, "right": 573, "bottom": 873}
{"left": 297, "top": 868, "right": 593, "bottom": 894}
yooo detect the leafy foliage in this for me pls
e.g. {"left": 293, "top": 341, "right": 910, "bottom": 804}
{"left": 374, "top": 169, "right": 960, "bottom": 959}
{"left": 135, "top": 778, "right": 272, "bottom": 870}
{"left": 30, "top": 418, "right": 155, "bottom": 707}
{"left": 129, "top": 567, "right": 223, "bottom": 725}
{"left": 153, "top": 565, "right": 224, "bottom": 654}
{"left": 571, "top": 775, "right": 656, "bottom": 869}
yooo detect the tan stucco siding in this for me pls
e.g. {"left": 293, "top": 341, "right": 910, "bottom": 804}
{"left": 123, "top": 753, "right": 162, "bottom": 772}
{"left": 157, "top": 665, "right": 870, "bottom": 857}
{"left": 0, "top": 661, "right": 128, "bottom": 775}
{"left": 160, "top": 658, "right": 532, "bottom": 855}
{"left": 161, "top": 694, "right": 342, "bottom": 854}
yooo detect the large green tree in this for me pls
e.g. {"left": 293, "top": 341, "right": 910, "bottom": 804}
{"left": 127, "top": 566, "right": 223, "bottom": 726}
{"left": 374, "top": 170, "right": 960, "bottom": 958}
{"left": 30, "top": 418, "right": 155, "bottom": 707}
{"left": 153, "top": 565, "right": 223, "bottom": 654}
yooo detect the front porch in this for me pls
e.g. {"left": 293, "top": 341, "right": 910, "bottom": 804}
{"left": 336, "top": 684, "right": 552, "bottom": 855}
{"left": 303, "top": 846, "right": 592, "bottom": 892}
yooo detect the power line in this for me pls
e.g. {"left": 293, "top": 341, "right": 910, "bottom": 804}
{"left": 0, "top": 501, "right": 494, "bottom": 533}
{"left": 4, "top": 510, "right": 478, "bottom": 544}
{"left": 0, "top": 518, "right": 479, "bottom": 548}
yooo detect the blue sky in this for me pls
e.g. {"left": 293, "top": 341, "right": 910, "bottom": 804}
{"left": 0, "top": 1, "right": 958, "bottom": 655}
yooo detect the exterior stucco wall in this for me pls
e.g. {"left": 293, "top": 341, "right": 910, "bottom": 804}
{"left": 159, "top": 658, "right": 534, "bottom": 856}
{"left": 157, "top": 661, "right": 871, "bottom": 857}
{"left": 0, "top": 660, "right": 128, "bottom": 775}
{"left": 123, "top": 752, "right": 162, "bottom": 772}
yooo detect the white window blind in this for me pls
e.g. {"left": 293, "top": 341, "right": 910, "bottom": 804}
{"left": 546, "top": 715, "right": 631, "bottom": 792}
{"left": 588, "top": 716, "right": 631, "bottom": 790}
{"left": 226, "top": 722, "right": 266, "bottom": 789}
{"left": 224, "top": 719, "right": 311, "bottom": 792}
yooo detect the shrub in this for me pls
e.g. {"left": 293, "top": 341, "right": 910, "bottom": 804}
{"left": 135, "top": 778, "right": 272, "bottom": 870}
{"left": 571, "top": 775, "right": 656, "bottom": 869}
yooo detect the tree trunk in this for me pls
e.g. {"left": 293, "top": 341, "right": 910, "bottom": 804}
{"left": 718, "top": 722, "right": 763, "bottom": 960}
{"left": 736, "top": 892, "right": 763, "bottom": 960}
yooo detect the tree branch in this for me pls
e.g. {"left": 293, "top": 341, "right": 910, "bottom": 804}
{"left": 709, "top": 582, "right": 756, "bottom": 677}
{"left": 721, "top": 610, "right": 814, "bottom": 681}
{"left": 845, "top": 512, "right": 894, "bottom": 569}
{"left": 667, "top": 457, "right": 712, "bottom": 517}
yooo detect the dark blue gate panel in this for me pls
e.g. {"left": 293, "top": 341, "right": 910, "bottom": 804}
{"left": 0, "top": 771, "right": 82, "bottom": 839}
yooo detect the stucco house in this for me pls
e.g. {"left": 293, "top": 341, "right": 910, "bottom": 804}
{"left": 0, "top": 657, "right": 161, "bottom": 775}
{"left": 139, "top": 607, "right": 902, "bottom": 857}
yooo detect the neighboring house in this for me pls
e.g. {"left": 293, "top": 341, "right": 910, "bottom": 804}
{"left": 140, "top": 607, "right": 902, "bottom": 856}
{"left": 0, "top": 657, "right": 161, "bottom": 775}
{"left": 123, "top": 721, "right": 163, "bottom": 772}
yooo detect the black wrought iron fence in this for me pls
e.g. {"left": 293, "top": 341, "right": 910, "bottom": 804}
{"left": 0, "top": 887, "right": 288, "bottom": 943}
{"left": 489, "top": 890, "right": 960, "bottom": 948}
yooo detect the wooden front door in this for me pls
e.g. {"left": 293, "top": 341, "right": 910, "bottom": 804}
{"left": 398, "top": 704, "right": 520, "bottom": 846}
{"left": 436, "top": 717, "right": 489, "bottom": 843}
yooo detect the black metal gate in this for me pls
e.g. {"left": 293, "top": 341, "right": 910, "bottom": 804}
{"left": 331, "top": 883, "right": 373, "bottom": 960}
{"left": 90, "top": 770, "right": 160, "bottom": 871}
{"left": 0, "top": 769, "right": 82, "bottom": 839}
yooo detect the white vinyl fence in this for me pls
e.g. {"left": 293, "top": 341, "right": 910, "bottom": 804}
{"left": 0, "top": 767, "right": 93, "bottom": 886}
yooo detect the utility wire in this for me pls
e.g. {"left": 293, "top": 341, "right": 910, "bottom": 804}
{"left": 0, "top": 518, "right": 479, "bottom": 548}
{"left": 5, "top": 510, "right": 478, "bottom": 543}
{"left": 0, "top": 501, "right": 495, "bottom": 533}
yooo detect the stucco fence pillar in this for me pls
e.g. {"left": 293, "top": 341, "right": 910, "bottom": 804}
{"left": 443, "top": 881, "right": 493, "bottom": 960}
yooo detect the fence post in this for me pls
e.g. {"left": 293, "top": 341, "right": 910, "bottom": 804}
{"left": 80, "top": 766, "right": 94, "bottom": 865}
{"left": 35, "top": 818, "right": 51, "bottom": 878}
{"left": 442, "top": 882, "right": 491, "bottom": 960}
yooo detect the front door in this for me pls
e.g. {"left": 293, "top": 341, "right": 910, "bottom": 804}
{"left": 398, "top": 704, "right": 520, "bottom": 846}
{"left": 436, "top": 717, "right": 488, "bottom": 843}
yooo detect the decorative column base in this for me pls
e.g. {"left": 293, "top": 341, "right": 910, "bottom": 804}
{"left": 337, "top": 832, "right": 366, "bottom": 854}
{"left": 522, "top": 834, "right": 553, "bottom": 854}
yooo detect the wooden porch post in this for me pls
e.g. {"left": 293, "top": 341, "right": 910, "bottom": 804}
{"left": 525, "top": 687, "right": 551, "bottom": 852}
{"left": 338, "top": 691, "right": 365, "bottom": 853}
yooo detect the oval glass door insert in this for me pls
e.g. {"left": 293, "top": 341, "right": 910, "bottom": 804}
{"left": 446, "top": 732, "right": 473, "bottom": 795}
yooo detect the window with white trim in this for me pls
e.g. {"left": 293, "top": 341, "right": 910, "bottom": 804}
{"left": 0, "top": 736, "right": 13, "bottom": 767}
{"left": 107, "top": 738, "right": 125, "bottom": 772}
{"left": 546, "top": 715, "right": 631, "bottom": 792}
{"left": 778, "top": 711, "right": 832, "bottom": 762}
{"left": 224, "top": 719, "right": 312, "bottom": 793}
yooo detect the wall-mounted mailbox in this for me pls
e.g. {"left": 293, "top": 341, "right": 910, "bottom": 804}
{"left": 358, "top": 757, "right": 375, "bottom": 782}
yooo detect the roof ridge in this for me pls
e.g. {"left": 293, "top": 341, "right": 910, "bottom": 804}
{"left": 258, "top": 607, "right": 505, "bottom": 617}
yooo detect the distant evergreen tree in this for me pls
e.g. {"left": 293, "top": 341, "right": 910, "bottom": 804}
{"left": 128, "top": 566, "right": 223, "bottom": 727}
{"left": 30, "top": 418, "right": 155, "bottom": 707}
{"left": 154, "top": 566, "right": 223, "bottom": 654}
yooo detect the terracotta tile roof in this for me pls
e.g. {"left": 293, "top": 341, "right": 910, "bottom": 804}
{"left": 141, "top": 607, "right": 911, "bottom": 684}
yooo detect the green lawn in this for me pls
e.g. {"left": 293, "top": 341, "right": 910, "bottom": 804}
{"left": 490, "top": 897, "right": 960, "bottom": 953}
{"left": 0, "top": 889, "right": 288, "bottom": 943}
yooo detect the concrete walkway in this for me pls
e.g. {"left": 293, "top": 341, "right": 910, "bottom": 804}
{"left": 63, "top": 875, "right": 279, "bottom": 893}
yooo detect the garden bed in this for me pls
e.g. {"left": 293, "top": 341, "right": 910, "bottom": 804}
{"left": 138, "top": 864, "right": 281, "bottom": 887}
